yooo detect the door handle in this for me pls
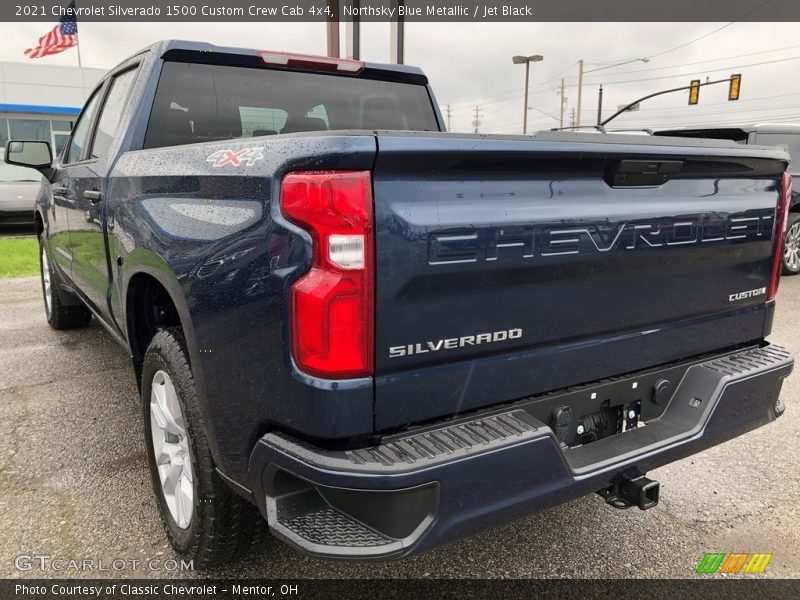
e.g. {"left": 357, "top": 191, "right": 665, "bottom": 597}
{"left": 83, "top": 190, "right": 103, "bottom": 204}
{"left": 52, "top": 186, "right": 67, "bottom": 194}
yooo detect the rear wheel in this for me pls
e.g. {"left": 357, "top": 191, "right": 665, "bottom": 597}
{"left": 784, "top": 214, "right": 800, "bottom": 276}
{"left": 142, "top": 328, "right": 266, "bottom": 568}
{"left": 39, "top": 233, "right": 92, "bottom": 330}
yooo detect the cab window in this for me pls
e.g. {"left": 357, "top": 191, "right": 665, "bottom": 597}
{"left": 64, "top": 89, "right": 103, "bottom": 164}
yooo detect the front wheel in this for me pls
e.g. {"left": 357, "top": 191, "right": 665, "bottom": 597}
{"left": 783, "top": 214, "right": 800, "bottom": 276}
{"left": 142, "top": 328, "right": 266, "bottom": 568}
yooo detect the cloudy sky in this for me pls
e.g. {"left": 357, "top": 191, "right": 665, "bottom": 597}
{"left": 1, "top": 20, "right": 800, "bottom": 133}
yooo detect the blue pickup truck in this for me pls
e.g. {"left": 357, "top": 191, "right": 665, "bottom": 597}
{"left": 5, "top": 40, "right": 795, "bottom": 566}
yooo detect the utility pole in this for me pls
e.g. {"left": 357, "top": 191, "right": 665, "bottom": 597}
{"left": 472, "top": 105, "right": 483, "bottom": 133}
{"left": 570, "top": 107, "right": 576, "bottom": 129}
{"left": 326, "top": 0, "right": 340, "bottom": 57}
{"left": 344, "top": 0, "right": 360, "bottom": 59}
{"left": 446, "top": 104, "right": 452, "bottom": 131}
{"left": 576, "top": 59, "right": 584, "bottom": 128}
{"left": 579, "top": 57, "right": 648, "bottom": 126}
{"left": 558, "top": 78, "right": 567, "bottom": 129}
{"left": 596, "top": 84, "right": 604, "bottom": 126}
{"left": 389, "top": 0, "right": 404, "bottom": 63}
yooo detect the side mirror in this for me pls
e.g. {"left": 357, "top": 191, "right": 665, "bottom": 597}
{"left": 5, "top": 140, "right": 53, "bottom": 174}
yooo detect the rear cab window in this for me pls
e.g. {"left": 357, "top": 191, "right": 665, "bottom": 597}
{"left": 90, "top": 67, "right": 139, "bottom": 160}
{"left": 143, "top": 60, "right": 439, "bottom": 149}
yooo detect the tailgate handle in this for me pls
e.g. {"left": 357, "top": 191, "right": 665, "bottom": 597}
{"left": 605, "top": 159, "right": 683, "bottom": 187}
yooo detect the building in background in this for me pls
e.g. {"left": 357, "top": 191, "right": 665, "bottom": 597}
{"left": 0, "top": 61, "right": 106, "bottom": 156}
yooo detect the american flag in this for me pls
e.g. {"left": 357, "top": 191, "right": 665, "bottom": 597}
{"left": 24, "top": 1, "right": 78, "bottom": 59}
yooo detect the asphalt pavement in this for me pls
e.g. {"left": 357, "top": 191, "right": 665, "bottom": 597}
{"left": 1, "top": 274, "right": 799, "bottom": 579}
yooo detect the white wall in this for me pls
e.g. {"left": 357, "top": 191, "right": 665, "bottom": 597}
{"left": 0, "top": 62, "right": 107, "bottom": 110}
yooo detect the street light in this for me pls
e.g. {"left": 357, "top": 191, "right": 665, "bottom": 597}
{"left": 512, "top": 54, "right": 543, "bottom": 134}
{"left": 585, "top": 57, "right": 649, "bottom": 74}
{"left": 576, "top": 57, "right": 649, "bottom": 128}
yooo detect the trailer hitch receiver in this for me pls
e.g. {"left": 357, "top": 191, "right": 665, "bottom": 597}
{"left": 598, "top": 476, "right": 660, "bottom": 510}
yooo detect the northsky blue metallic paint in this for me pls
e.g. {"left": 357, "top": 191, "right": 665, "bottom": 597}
{"left": 33, "top": 39, "right": 790, "bottom": 493}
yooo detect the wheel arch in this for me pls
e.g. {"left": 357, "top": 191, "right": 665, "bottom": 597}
{"left": 123, "top": 266, "right": 196, "bottom": 389}
{"left": 124, "top": 263, "right": 229, "bottom": 483}
{"left": 34, "top": 209, "right": 44, "bottom": 237}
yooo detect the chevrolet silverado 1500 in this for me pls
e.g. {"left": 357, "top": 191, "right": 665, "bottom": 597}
{"left": 5, "top": 40, "right": 794, "bottom": 566}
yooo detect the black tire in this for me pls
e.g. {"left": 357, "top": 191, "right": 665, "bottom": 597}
{"left": 39, "top": 233, "right": 92, "bottom": 330}
{"left": 142, "top": 328, "right": 267, "bottom": 569}
{"left": 783, "top": 213, "right": 800, "bottom": 276}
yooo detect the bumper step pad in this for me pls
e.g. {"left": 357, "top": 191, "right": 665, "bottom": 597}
{"left": 346, "top": 411, "right": 538, "bottom": 467}
{"left": 253, "top": 343, "right": 793, "bottom": 560}
{"left": 703, "top": 344, "right": 792, "bottom": 377}
{"left": 280, "top": 507, "right": 392, "bottom": 548}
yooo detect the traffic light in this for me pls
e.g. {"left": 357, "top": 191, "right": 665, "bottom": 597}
{"left": 689, "top": 79, "right": 700, "bottom": 105}
{"left": 729, "top": 74, "right": 742, "bottom": 101}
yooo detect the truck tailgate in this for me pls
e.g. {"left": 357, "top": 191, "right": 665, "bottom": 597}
{"left": 372, "top": 132, "right": 788, "bottom": 430}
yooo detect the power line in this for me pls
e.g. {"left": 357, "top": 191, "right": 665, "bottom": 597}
{"left": 486, "top": 109, "right": 561, "bottom": 128}
{"left": 447, "top": 45, "right": 780, "bottom": 108}
{"left": 488, "top": 109, "right": 800, "bottom": 133}
{"left": 646, "top": 23, "right": 739, "bottom": 59}
{"left": 625, "top": 91, "right": 800, "bottom": 111}
{"left": 582, "top": 55, "right": 800, "bottom": 86}
{"left": 653, "top": 114, "right": 800, "bottom": 127}
{"left": 537, "top": 60, "right": 580, "bottom": 87}
{"left": 582, "top": 44, "right": 800, "bottom": 77}
{"left": 644, "top": 1, "right": 772, "bottom": 59}
{"left": 447, "top": 87, "right": 525, "bottom": 108}
{"left": 615, "top": 111, "right": 800, "bottom": 127}
{"left": 443, "top": 16, "right": 787, "bottom": 111}
{"left": 625, "top": 117, "right": 800, "bottom": 128}
{"left": 446, "top": 61, "right": 578, "bottom": 108}
{"left": 482, "top": 96, "right": 524, "bottom": 119}
{"left": 528, "top": 105, "right": 560, "bottom": 120}
{"left": 615, "top": 105, "right": 800, "bottom": 123}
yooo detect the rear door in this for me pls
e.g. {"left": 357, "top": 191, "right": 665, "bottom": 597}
{"left": 372, "top": 133, "right": 787, "bottom": 430}
{"left": 66, "top": 64, "right": 139, "bottom": 324}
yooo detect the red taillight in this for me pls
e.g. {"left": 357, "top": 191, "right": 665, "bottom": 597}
{"left": 281, "top": 171, "right": 374, "bottom": 379}
{"left": 768, "top": 172, "right": 792, "bottom": 300}
{"left": 257, "top": 50, "right": 364, "bottom": 74}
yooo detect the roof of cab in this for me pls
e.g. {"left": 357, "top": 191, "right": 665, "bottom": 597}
{"left": 137, "top": 39, "right": 428, "bottom": 84}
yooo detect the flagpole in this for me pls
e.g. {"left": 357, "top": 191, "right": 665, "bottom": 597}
{"left": 74, "top": 0, "right": 82, "bottom": 68}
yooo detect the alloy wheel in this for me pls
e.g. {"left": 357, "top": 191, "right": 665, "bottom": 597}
{"left": 150, "top": 370, "right": 194, "bottom": 529}
{"left": 785, "top": 221, "right": 800, "bottom": 273}
{"left": 41, "top": 246, "right": 52, "bottom": 316}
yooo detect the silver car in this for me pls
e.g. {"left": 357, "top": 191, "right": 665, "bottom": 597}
{"left": 0, "top": 149, "right": 40, "bottom": 228}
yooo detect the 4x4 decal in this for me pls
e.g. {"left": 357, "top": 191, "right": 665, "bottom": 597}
{"left": 206, "top": 147, "right": 265, "bottom": 167}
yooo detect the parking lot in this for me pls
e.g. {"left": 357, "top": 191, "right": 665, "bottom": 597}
{"left": 1, "top": 273, "right": 799, "bottom": 579}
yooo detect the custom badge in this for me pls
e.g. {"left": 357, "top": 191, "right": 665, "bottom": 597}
{"left": 207, "top": 146, "right": 265, "bottom": 167}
